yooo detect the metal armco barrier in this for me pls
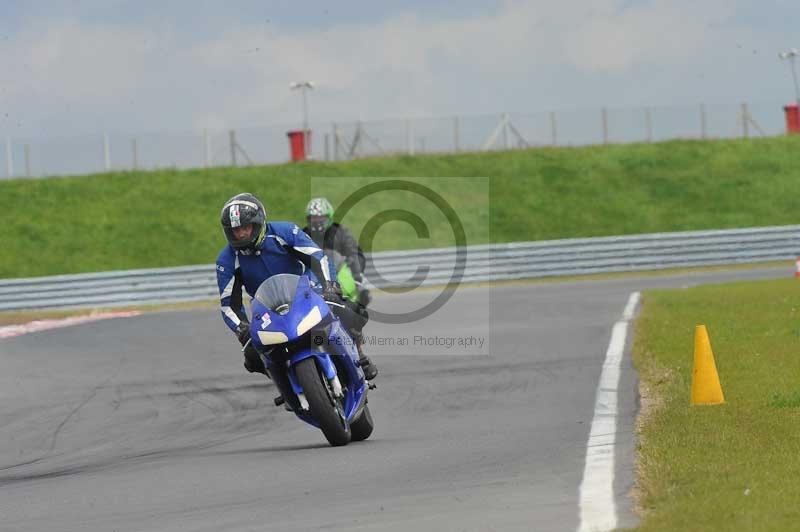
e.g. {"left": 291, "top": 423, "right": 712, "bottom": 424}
{"left": 1, "top": 225, "right": 798, "bottom": 311}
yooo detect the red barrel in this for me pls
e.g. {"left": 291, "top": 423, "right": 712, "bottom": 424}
{"left": 784, "top": 104, "right": 800, "bottom": 134}
{"left": 287, "top": 130, "right": 311, "bottom": 161}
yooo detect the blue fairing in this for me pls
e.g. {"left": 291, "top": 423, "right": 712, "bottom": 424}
{"left": 287, "top": 349, "right": 337, "bottom": 389}
{"left": 248, "top": 274, "right": 367, "bottom": 428}
{"left": 325, "top": 319, "right": 367, "bottom": 408}
{"left": 250, "top": 275, "right": 333, "bottom": 345}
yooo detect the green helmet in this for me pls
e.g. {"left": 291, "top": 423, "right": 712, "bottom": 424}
{"left": 305, "top": 197, "right": 334, "bottom": 235}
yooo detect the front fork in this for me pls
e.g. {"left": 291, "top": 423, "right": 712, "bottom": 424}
{"left": 285, "top": 350, "right": 344, "bottom": 411}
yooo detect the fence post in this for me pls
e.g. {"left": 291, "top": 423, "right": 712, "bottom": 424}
{"left": 741, "top": 103, "right": 749, "bottom": 139}
{"left": 453, "top": 116, "right": 460, "bottom": 152}
{"left": 5, "top": 137, "right": 12, "bottom": 178}
{"left": 602, "top": 108, "right": 609, "bottom": 144}
{"left": 229, "top": 130, "right": 237, "bottom": 166}
{"left": 332, "top": 123, "right": 340, "bottom": 161}
{"left": 203, "top": 129, "right": 211, "bottom": 168}
{"left": 406, "top": 119, "right": 415, "bottom": 155}
{"left": 103, "top": 133, "right": 111, "bottom": 171}
{"left": 700, "top": 104, "right": 707, "bottom": 139}
{"left": 502, "top": 113, "right": 510, "bottom": 150}
{"left": 550, "top": 111, "right": 558, "bottom": 146}
{"left": 131, "top": 139, "right": 138, "bottom": 170}
{"left": 24, "top": 144, "right": 30, "bottom": 177}
{"left": 645, "top": 108, "right": 653, "bottom": 142}
{"left": 324, "top": 134, "right": 330, "bottom": 161}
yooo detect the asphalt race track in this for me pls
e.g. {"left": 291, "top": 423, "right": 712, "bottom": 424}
{"left": 0, "top": 266, "right": 789, "bottom": 532}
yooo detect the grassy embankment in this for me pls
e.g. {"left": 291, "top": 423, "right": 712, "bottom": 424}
{"left": 0, "top": 135, "right": 799, "bottom": 279}
{"left": 632, "top": 278, "right": 800, "bottom": 531}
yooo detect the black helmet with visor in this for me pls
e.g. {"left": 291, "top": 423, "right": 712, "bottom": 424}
{"left": 220, "top": 193, "right": 267, "bottom": 251}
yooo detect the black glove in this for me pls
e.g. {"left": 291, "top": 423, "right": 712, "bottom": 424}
{"left": 235, "top": 321, "right": 251, "bottom": 346}
{"left": 322, "top": 281, "right": 342, "bottom": 302}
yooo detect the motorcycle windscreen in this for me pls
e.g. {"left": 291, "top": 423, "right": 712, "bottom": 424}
{"left": 254, "top": 273, "right": 301, "bottom": 312}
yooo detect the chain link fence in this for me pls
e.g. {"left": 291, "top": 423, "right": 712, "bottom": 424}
{"left": 0, "top": 101, "right": 789, "bottom": 179}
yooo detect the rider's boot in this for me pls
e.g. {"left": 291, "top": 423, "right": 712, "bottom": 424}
{"left": 243, "top": 346, "right": 293, "bottom": 410}
{"left": 356, "top": 337, "right": 378, "bottom": 380}
{"left": 269, "top": 366, "right": 297, "bottom": 412}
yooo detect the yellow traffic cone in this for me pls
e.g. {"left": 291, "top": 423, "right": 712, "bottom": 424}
{"left": 691, "top": 325, "right": 725, "bottom": 405}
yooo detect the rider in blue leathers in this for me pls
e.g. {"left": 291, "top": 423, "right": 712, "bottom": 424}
{"left": 215, "top": 193, "right": 378, "bottom": 380}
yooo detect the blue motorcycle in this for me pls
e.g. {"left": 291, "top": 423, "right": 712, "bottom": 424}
{"left": 247, "top": 273, "right": 375, "bottom": 446}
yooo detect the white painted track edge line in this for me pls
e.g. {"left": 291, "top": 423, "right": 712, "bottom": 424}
{"left": 577, "top": 291, "right": 640, "bottom": 532}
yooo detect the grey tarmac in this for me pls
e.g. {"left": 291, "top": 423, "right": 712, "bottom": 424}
{"left": 0, "top": 266, "right": 789, "bottom": 531}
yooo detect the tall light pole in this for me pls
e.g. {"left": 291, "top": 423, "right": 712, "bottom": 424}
{"left": 779, "top": 48, "right": 800, "bottom": 104}
{"left": 290, "top": 81, "right": 315, "bottom": 160}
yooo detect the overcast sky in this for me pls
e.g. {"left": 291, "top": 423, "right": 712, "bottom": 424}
{"left": 1, "top": 0, "right": 798, "bottom": 139}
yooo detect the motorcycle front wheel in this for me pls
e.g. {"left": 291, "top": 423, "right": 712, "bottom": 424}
{"left": 294, "top": 358, "right": 351, "bottom": 446}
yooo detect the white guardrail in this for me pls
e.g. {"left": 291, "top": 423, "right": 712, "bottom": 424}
{"left": 1, "top": 225, "right": 798, "bottom": 312}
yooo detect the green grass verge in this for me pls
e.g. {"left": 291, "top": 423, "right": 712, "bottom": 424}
{"left": 632, "top": 278, "right": 800, "bottom": 531}
{"left": 1, "top": 135, "right": 800, "bottom": 278}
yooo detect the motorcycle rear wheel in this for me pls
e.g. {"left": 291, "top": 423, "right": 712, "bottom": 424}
{"left": 350, "top": 404, "right": 374, "bottom": 442}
